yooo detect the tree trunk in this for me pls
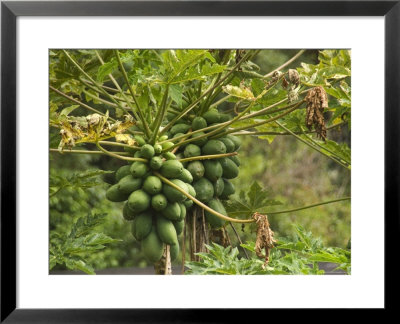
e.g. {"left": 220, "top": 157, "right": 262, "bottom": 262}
{"left": 154, "top": 245, "right": 172, "bottom": 275}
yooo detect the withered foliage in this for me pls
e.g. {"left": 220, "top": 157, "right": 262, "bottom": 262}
{"left": 305, "top": 86, "right": 328, "bottom": 140}
{"left": 58, "top": 113, "right": 134, "bottom": 151}
{"left": 252, "top": 212, "right": 276, "bottom": 267}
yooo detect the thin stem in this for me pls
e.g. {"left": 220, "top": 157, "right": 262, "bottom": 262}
{"left": 83, "top": 90, "right": 118, "bottom": 108}
{"left": 160, "top": 51, "right": 254, "bottom": 135}
{"left": 98, "top": 140, "right": 140, "bottom": 150}
{"left": 263, "top": 49, "right": 306, "bottom": 79}
{"left": 300, "top": 126, "right": 351, "bottom": 165}
{"left": 150, "top": 85, "right": 170, "bottom": 144}
{"left": 49, "top": 86, "right": 115, "bottom": 122}
{"left": 49, "top": 148, "right": 127, "bottom": 155}
{"left": 222, "top": 101, "right": 303, "bottom": 136}
{"left": 275, "top": 121, "right": 350, "bottom": 170}
{"left": 154, "top": 172, "right": 254, "bottom": 224}
{"left": 177, "top": 152, "right": 238, "bottom": 163}
{"left": 268, "top": 197, "right": 351, "bottom": 215}
{"left": 94, "top": 50, "right": 137, "bottom": 119}
{"left": 96, "top": 142, "right": 147, "bottom": 162}
{"left": 114, "top": 50, "right": 151, "bottom": 138}
{"left": 209, "top": 94, "right": 232, "bottom": 109}
{"left": 232, "top": 121, "right": 347, "bottom": 136}
{"left": 229, "top": 222, "right": 250, "bottom": 259}
{"left": 62, "top": 50, "right": 130, "bottom": 116}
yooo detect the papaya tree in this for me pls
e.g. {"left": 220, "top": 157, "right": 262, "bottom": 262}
{"left": 49, "top": 49, "right": 351, "bottom": 274}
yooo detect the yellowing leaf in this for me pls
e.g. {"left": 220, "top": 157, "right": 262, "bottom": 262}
{"left": 222, "top": 85, "right": 254, "bottom": 100}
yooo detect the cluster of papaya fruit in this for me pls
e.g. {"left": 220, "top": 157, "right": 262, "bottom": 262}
{"left": 170, "top": 109, "right": 241, "bottom": 230}
{"left": 105, "top": 138, "right": 196, "bottom": 263}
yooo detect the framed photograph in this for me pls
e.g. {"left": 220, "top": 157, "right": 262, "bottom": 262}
{"left": 1, "top": 0, "right": 398, "bottom": 321}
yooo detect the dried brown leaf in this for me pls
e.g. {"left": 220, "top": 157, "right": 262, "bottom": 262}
{"left": 305, "top": 86, "right": 328, "bottom": 140}
{"left": 252, "top": 213, "right": 276, "bottom": 267}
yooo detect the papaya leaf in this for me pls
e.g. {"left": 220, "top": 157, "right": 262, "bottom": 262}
{"left": 224, "top": 181, "right": 282, "bottom": 219}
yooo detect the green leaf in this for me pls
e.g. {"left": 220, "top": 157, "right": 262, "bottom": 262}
{"left": 169, "top": 84, "right": 183, "bottom": 107}
{"left": 224, "top": 181, "right": 282, "bottom": 219}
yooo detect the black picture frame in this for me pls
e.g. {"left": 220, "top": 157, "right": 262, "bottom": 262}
{"left": 1, "top": 0, "right": 398, "bottom": 321}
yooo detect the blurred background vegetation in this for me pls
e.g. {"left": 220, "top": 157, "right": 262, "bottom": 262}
{"left": 49, "top": 49, "right": 350, "bottom": 272}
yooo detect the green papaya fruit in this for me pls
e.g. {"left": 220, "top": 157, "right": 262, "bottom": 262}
{"left": 134, "top": 151, "right": 142, "bottom": 158}
{"left": 205, "top": 198, "right": 227, "bottom": 229}
{"left": 203, "top": 160, "right": 223, "bottom": 182}
{"left": 160, "top": 160, "right": 184, "bottom": 178}
{"left": 192, "top": 116, "right": 207, "bottom": 131}
{"left": 219, "top": 137, "right": 235, "bottom": 153}
{"left": 106, "top": 184, "right": 129, "bottom": 202}
{"left": 170, "top": 241, "right": 180, "bottom": 261}
{"left": 131, "top": 212, "right": 153, "bottom": 241}
{"left": 220, "top": 179, "right": 235, "bottom": 199}
{"left": 219, "top": 158, "right": 239, "bottom": 179}
{"left": 214, "top": 177, "right": 225, "bottom": 197}
{"left": 161, "top": 202, "right": 181, "bottom": 221}
{"left": 130, "top": 161, "right": 149, "bottom": 178}
{"left": 140, "top": 144, "right": 155, "bottom": 159}
{"left": 153, "top": 144, "right": 162, "bottom": 154}
{"left": 183, "top": 199, "right": 193, "bottom": 208}
{"left": 122, "top": 202, "right": 136, "bottom": 221}
{"left": 162, "top": 179, "right": 188, "bottom": 203}
{"left": 190, "top": 131, "right": 208, "bottom": 147}
{"left": 219, "top": 113, "right": 231, "bottom": 122}
{"left": 115, "top": 165, "right": 131, "bottom": 182}
{"left": 227, "top": 134, "right": 241, "bottom": 151}
{"left": 178, "top": 168, "right": 193, "bottom": 184}
{"left": 161, "top": 141, "right": 175, "bottom": 151}
{"left": 163, "top": 152, "right": 177, "bottom": 161}
{"left": 202, "top": 109, "right": 221, "bottom": 124}
{"left": 158, "top": 135, "right": 169, "bottom": 141}
{"left": 127, "top": 189, "right": 151, "bottom": 213}
{"left": 156, "top": 215, "right": 178, "bottom": 245}
{"left": 150, "top": 156, "right": 163, "bottom": 170}
{"left": 170, "top": 123, "right": 191, "bottom": 135}
{"left": 193, "top": 178, "right": 214, "bottom": 202}
{"left": 187, "top": 161, "right": 205, "bottom": 180}
{"left": 178, "top": 203, "right": 187, "bottom": 221}
{"left": 151, "top": 193, "right": 168, "bottom": 211}
{"left": 134, "top": 135, "right": 146, "bottom": 146}
{"left": 229, "top": 155, "right": 240, "bottom": 166}
{"left": 202, "top": 140, "right": 227, "bottom": 155}
{"left": 142, "top": 175, "right": 163, "bottom": 195}
{"left": 117, "top": 175, "right": 143, "bottom": 194}
{"left": 173, "top": 220, "right": 184, "bottom": 236}
{"left": 184, "top": 144, "right": 201, "bottom": 158}
{"left": 142, "top": 226, "right": 164, "bottom": 262}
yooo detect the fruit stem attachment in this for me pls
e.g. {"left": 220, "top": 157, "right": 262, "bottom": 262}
{"left": 177, "top": 152, "right": 238, "bottom": 163}
{"left": 96, "top": 142, "right": 147, "bottom": 162}
{"left": 154, "top": 172, "right": 254, "bottom": 224}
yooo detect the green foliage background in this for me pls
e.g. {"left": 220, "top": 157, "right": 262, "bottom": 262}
{"left": 49, "top": 49, "right": 350, "bottom": 273}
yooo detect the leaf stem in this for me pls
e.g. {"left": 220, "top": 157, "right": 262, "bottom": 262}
{"left": 49, "top": 86, "right": 115, "bottom": 122}
{"left": 160, "top": 51, "right": 254, "bottom": 135}
{"left": 114, "top": 50, "right": 151, "bottom": 138}
{"left": 178, "top": 152, "right": 238, "bottom": 163}
{"left": 96, "top": 142, "right": 147, "bottom": 162}
{"left": 275, "top": 121, "right": 350, "bottom": 170}
{"left": 268, "top": 197, "right": 351, "bottom": 215}
{"left": 150, "top": 85, "right": 170, "bottom": 144}
{"left": 50, "top": 148, "right": 126, "bottom": 155}
{"left": 263, "top": 49, "right": 306, "bottom": 79}
{"left": 232, "top": 121, "right": 347, "bottom": 136}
